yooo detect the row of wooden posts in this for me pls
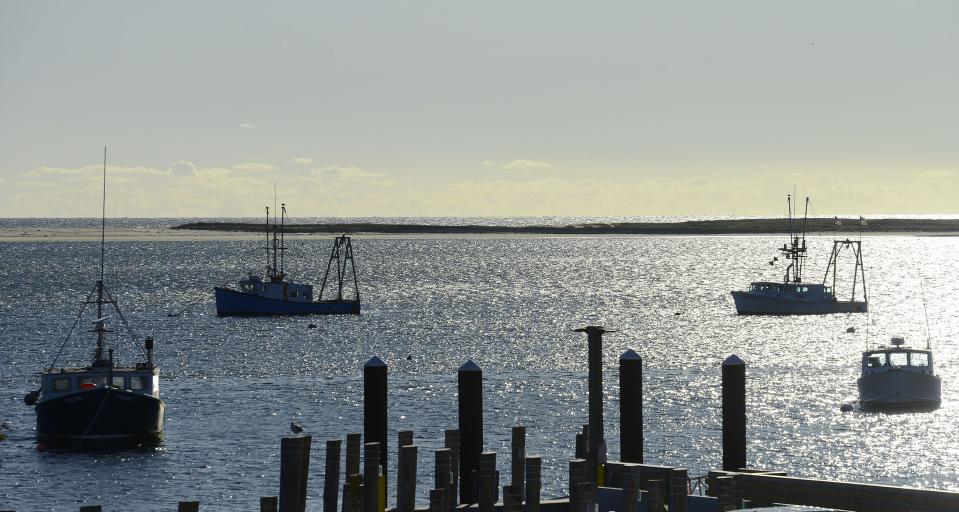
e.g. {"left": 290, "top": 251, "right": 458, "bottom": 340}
{"left": 56, "top": 326, "right": 751, "bottom": 512}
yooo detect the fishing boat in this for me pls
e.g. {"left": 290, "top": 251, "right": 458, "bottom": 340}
{"left": 24, "top": 148, "right": 164, "bottom": 449}
{"left": 730, "top": 195, "right": 868, "bottom": 315}
{"left": 857, "top": 337, "right": 941, "bottom": 411}
{"left": 214, "top": 205, "right": 361, "bottom": 316}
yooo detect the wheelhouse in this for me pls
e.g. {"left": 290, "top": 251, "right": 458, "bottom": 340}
{"left": 41, "top": 366, "right": 160, "bottom": 400}
{"left": 862, "top": 340, "right": 934, "bottom": 376}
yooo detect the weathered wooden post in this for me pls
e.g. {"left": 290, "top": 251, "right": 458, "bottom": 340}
{"left": 621, "top": 465, "right": 640, "bottom": 512}
{"left": 568, "top": 458, "right": 587, "bottom": 512}
{"left": 524, "top": 456, "right": 542, "bottom": 512}
{"left": 619, "top": 349, "right": 643, "bottom": 463}
{"left": 435, "top": 448, "right": 453, "bottom": 512}
{"left": 503, "top": 485, "right": 523, "bottom": 512}
{"left": 260, "top": 496, "right": 278, "bottom": 512}
{"left": 178, "top": 501, "right": 200, "bottom": 512}
{"left": 444, "top": 429, "right": 460, "bottom": 506}
{"left": 574, "top": 431, "right": 585, "bottom": 459}
{"left": 363, "top": 442, "right": 382, "bottom": 512}
{"left": 648, "top": 479, "right": 667, "bottom": 512}
{"left": 575, "top": 326, "right": 607, "bottom": 484}
{"left": 511, "top": 426, "right": 526, "bottom": 497}
{"left": 398, "top": 430, "right": 413, "bottom": 448}
{"left": 670, "top": 468, "right": 689, "bottom": 512}
{"left": 714, "top": 475, "right": 733, "bottom": 512}
{"left": 324, "top": 440, "right": 342, "bottom": 512}
{"left": 364, "top": 356, "right": 388, "bottom": 478}
{"left": 429, "top": 489, "right": 446, "bottom": 512}
{"left": 280, "top": 435, "right": 312, "bottom": 512}
{"left": 397, "top": 444, "right": 418, "bottom": 512}
{"left": 721, "top": 355, "right": 746, "bottom": 471}
{"left": 478, "top": 452, "right": 497, "bottom": 512}
{"left": 79, "top": 506, "right": 102, "bottom": 512}
{"left": 346, "top": 433, "right": 362, "bottom": 478}
{"left": 344, "top": 433, "right": 362, "bottom": 512}
{"left": 458, "top": 360, "right": 483, "bottom": 503}
{"left": 344, "top": 474, "right": 363, "bottom": 512}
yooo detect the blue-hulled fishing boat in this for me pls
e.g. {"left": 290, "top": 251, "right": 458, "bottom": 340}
{"left": 214, "top": 205, "right": 361, "bottom": 316}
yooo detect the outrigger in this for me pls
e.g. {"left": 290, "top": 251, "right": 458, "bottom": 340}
{"left": 214, "top": 205, "right": 361, "bottom": 316}
{"left": 731, "top": 195, "right": 868, "bottom": 315}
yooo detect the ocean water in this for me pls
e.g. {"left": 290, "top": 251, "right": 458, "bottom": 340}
{"left": 1, "top": 232, "right": 958, "bottom": 511}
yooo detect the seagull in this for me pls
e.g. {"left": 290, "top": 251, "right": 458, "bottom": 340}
{"left": 290, "top": 421, "right": 304, "bottom": 435}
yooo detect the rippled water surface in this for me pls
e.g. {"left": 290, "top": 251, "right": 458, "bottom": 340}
{"left": 1, "top": 233, "right": 958, "bottom": 511}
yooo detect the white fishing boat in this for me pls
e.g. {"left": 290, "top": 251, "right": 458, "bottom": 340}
{"left": 857, "top": 337, "right": 941, "bottom": 411}
{"left": 731, "top": 195, "right": 868, "bottom": 315}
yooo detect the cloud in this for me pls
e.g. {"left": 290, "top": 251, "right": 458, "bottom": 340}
{"left": 291, "top": 157, "right": 315, "bottom": 166}
{"left": 502, "top": 159, "right": 553, "bottom": 170}
{"left": 231, "top": 162, "right": 277, "bottom": 173}
{"left": 171, "top": 160, "right": 197, "bottom": 176}
{"left": 239, "top": 122, "right": 255, "bottom": 129}
{"left": 481, "top": 161, "right": 495, "bottom": 167}
{"left": 310, "top": 165, "right": 394, "bottom": 185}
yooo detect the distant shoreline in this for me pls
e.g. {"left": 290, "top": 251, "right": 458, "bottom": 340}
{"left": 172, "top": 218, "right": 959, "bottom": 235}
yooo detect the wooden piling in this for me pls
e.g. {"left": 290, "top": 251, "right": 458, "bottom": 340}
{"left": 524, "top": 456, "right": 541, "bottom": 512}
{"left": 79, "top": 507, "right": 102, "bottom": 512}
{"left": 575, "top": 325, "right": 607, "bottom": 484}
{"left": 715, "top": 475, "right": 734, "bottom": 512}
{"left": 260, "top": 496, "right": 278, "bottom": 512}
{"left": 574, "top": 432, "right": 585, "bottom": 459}
{"left": 503, "top": 485, "right": 523, "bottom": 512}
{"left": 619, "top": 349, "right": 643, "bottom": 463}
{"left": 279, "top": 435, "right": 312, "bottom": 512}
{"left": 510, "top": 426, "right": 526, "bottom": 497}
{"left": 568, "top": 458, "right": 587, "bottom": 512}
{"left": 397, "top": 444, "right": 418, "bottom": 512}
{"left": 429, "top": 488, "right": 446, "bottom": 512}
{"left": 344, "top": 474, "right": 363, "bottom": 512}
{"left": 670, "top": 468, "right": 689, "bottom": 512}
{"left": 458, "top": 360, "right": 483, "bottom": 503}
{"left": 444, "top": 429, "right": 460, "bottom": 505}
{"left": 648, "top": 479, "right": 667, "bottom": 512}
{"left": 364, "top": 356, "right": 388, "bottom": 478}
{"left": 621, "top": 465, "right": 640, "bottom": 512}
{"left": 721, "top": 355, "right": 747, "bottom": 471}
{"left": 363, "top": 442, "right": 382, "bottom": 512}
{"left": 324, "top": 440, "right": 342, "bottom": 512}
{"left": 398, "top": 430, "right": 413, "bottom": 448}
{"left": 346, "top": 433, "right": 362, "bottom": 477}
{"left": 478, "top": 451, "right": 497, "bottom": 512}
{"left": 435, "top": 448, "right": 453, "bottom": 512}
{"left": 178, "top": 502, "right": 200, "bottom": 512}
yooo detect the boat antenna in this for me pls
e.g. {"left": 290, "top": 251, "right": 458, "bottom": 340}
{"left": 100, "top": 147, "right": 107, "bottom": 284}
{"left": 94, "top": 147, "right": 108, "bottom": 364}
{"left": 919, "top": 273, "right": 932, "bottom": 350}
{"left": 802, "top": 197, "right": 809, "bottom": 247}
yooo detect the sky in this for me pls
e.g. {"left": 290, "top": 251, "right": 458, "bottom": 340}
{"left": 1, "top": 1, "right": 957, "bottom": 217}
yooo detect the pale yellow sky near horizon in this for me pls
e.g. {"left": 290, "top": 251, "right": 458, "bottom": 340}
{"left": 1, "top": 1, "right": 956, "bottom": 217}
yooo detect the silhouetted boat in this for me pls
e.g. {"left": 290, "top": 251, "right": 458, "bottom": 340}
{"left": 214, "top": 205, "right": 361, "bottom": 316}
{"left": 731, "top": 195, "right": 868, "bottom": 315}
{"left": 858, "top": 337, "right": 941, "bottom": 411}
{"left": 24, "top": 148, "right": 164, "bottom": 449}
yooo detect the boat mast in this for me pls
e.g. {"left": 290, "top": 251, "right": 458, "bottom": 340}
{"left": 265, "top": 206, "right": 271, "bottom": 276}
{"left": 280, "top": 203, "right": 286, "bottom": 278}
{"left": 94, "top": 147, "right": 108, "bottom": 364}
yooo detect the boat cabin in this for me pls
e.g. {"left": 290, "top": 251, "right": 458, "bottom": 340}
{"left": 748, "top": 281, "right": 834, "bottom": 297}
{"left": 238, "top": 273, "right": 314, "bottom": 303}
{"left": 40, "top": 365, "right": 160, "bottom": 401}
{"left": 862, "top": 338, "right": 934, "bottom": 376}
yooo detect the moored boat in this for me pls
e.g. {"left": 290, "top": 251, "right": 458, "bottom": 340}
{"left": 857, "top": 337, "right": 941, "bottom": 412}
{"left": 25, "top": 148, "right": 164, "bottom": 449}
{"left": 214, "top": 205, "right": 361, "bottom": 316}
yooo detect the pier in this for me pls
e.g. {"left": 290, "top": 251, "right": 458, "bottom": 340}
{"left": 21, "top": 328, "right": 959, "bottom": 512}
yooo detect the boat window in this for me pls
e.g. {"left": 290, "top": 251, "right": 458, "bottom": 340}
{"left": 112, "top": 376, "right": 125, "bottom": 388}
{"left": 53, "top": 378, "right": 70, "bottom": 391}
{"left": 81, "top": 376, "right": 108, "bottom": 387}
{"left": 910, "top": 353, "right": 929, "bottom": 367}
{"left": 889, "top": 353, "right": 908, "bottom": 366}
{"left": 825, "top": 286, "right": 832, "bottom": 293}
{"left": 867, "top": 354, "right": 886, "bottom": 368}
{"left": 130, "top": 376, "right": 146, "bottom": 390}
{"left": 290, "top": 291, "right": 298, "bottom": 297}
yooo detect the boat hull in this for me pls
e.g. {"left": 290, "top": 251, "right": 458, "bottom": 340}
{"left": 857, "top": 369, "right": 941, "bottom": 412}
{"left": 730, "top": 291, "right": 867, "bottom": 315}
{"left": 36, "top": 388, "right": 164, "bottom": 449}
{"left": 214, "top": 287, "right": 360, "bottom": 316}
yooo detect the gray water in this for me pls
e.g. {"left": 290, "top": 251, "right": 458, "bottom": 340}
{"left": 1, "top": 234, "right": 957, "bottom": 511}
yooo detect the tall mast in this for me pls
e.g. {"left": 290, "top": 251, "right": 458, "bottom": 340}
{"left": 280, "top": 203, "right": 286, "bottom": 276}
{"left": 265, "top": 206, "right": 271, "bottom": 275}
{"left": 94, "top": 147, "right": 107, "bottom": 363}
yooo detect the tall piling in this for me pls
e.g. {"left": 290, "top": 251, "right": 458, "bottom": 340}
{"left": 510, "top": 426, "right": 526, "bottom": 497}
{"left": 397, "top": 444, "right": 418, "bottom": 512}
{"left": 363, "top": 442, "right": 382, "bottom": 512}
{"left": 478, "top": 452, "right": 497, "bottom": 512}
{"left": 574, "top": 325, "right": 607, "bottom": 482}
{"left": 260, "top": 497, "right": 278, "bottom": 512}
{"left": 444, "top": 429, "right": 460, "bottom": 505}
{"left": 324, "top": 440, "right": 342, "bottom": 512}
{"left": 524, "top": 456, "right": 542, "bottom": 512}
{"left": 458, "top": 360, "right": 483, "bottom": 503}
{"left": 619, "top": 349, "right": 643, "bottom": 463}
{"left": 364, "top": 356, "right": 388, "bottom": 477}
{"left": 721, "top": 355, "right": 747, "bottom": 472}
{"left": 279, "top": 436, "right": 312, "bottom": 512}
{"left": 435, "top": 448, "right": 453, "bottom": 512}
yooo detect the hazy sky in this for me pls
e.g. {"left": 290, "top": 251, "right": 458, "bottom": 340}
{"left": 1, "top": 1, "right": 956, "bottom": 217}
